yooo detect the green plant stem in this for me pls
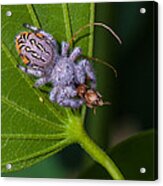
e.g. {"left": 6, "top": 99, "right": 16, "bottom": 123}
{"left": 78, "top": 129, "right": 124, "bottom": 180}
{"left": 67, "top": 117, "right": 125, "bottom": 180}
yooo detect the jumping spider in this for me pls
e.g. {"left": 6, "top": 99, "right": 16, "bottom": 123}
{"left": 16, "top": 23, "right": 121, "bottom": 109}
{"left": 16, "top": 23, "right": 96, "bottom": 108}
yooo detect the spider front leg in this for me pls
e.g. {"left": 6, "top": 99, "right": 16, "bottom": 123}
{"left": 61, "top": 42, "right": 70, "bottom": 57}
{"left": 69, "top": 47, "right": 82, "bottom": 62}
{"left": 17, "top": 65, "right": 44, "bottom": 77}
{"left": 75, "top": 59, "right": 96, "bottom": 89}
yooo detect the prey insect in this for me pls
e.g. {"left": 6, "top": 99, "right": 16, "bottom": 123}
{"left": 15, "top": 23, "right": 121, "bottom": 109}
{"left": 77, "top": 84, "right": 111, "bottom": 113}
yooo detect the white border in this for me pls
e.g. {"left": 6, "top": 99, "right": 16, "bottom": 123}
{"left": 0, "top": 0, "right": 157, "bottom": 5}
{"left": 1, "top": 0, "right": 162, "bottom": 186}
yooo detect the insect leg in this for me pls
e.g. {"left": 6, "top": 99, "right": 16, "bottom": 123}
{"left": 61, "top": 42, "right": 70, "bottom": 57}
{"left": 69, "top": 47, "right": 82, "bottom": 62}
{"left": 17, "top": 65, "right": 44, "bottom": 77}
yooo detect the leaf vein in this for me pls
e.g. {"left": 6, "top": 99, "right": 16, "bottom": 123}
{"left": 2, "top": 139, "right": 71, "bottom": 166}
{"left": 2, "top": 133, "right": 67, "bottom": 140}
{"left": 2, "top": 96, "right": 65, "bottom": 130}
{"left": 62, "top": 3, "right": 72, "bottom": 41}
{"left": 26, "top": 4, "right": 41, "bottom": 28}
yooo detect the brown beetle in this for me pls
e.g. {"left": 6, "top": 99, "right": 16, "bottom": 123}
{"left": 77, "top": 84, "right": 111, "bottom": 113}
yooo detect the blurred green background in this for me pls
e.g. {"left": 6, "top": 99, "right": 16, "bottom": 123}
{"left": 2, "top": 2, "right": 157, "bottom": 179}
{"left": 88, "top": 1, "right": 156, "bottom": 148}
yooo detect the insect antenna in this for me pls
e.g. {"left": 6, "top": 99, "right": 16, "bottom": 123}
{"left": 93, "top": 101, "right": 111, "bottom": 114}
{"left": 93, "top": 107, "right": 96, "bottom": 115}
{"left": 68, "top": 22, "right": 122, "bottom": 46}
{"left": 103, "top": 101, "right": 112, "bottom": 106}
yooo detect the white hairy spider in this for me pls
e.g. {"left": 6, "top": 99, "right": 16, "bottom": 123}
{"left": 15, "top": 23, "right": 121, "bottom": 108}
{"left": 16, "top": 23, "right": 96, "bottom": 108}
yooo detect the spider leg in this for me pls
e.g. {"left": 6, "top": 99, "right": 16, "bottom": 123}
{"left": 69, "top": 47, "right": 82, "bottom": 62}
{"left": 61, "top": 42, "right": 70, "bottom": 57}
{"left": 52, "top": 85, "right": 84, "bottom": 108}
{"left": 23, "top": 23, "right": 41, "bottom": 32}
{"left": 34, "top": 77, "right": 49, "bottom": 88}
{"left": 49, "top": 86, "right": 77, "bottom": 103}
{"left": 59, "top": 98, "right": 84, "bottom": 108}
{"left": 49, "top": 87, "right": 58, "bottom": 102}
{"left": 17, "top": 65, "right": 44, "bottom": 77}
{"left": 76, "top": 59, "right": 96, "bottom": 89}
{"left": 23, "top": 23, "right": 53, "bottom": 39}
{"left": 74, "top": 65, "right": 85, "bottom": 85}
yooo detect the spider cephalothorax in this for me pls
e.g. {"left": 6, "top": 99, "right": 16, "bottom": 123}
{"left": 16, "top": 23, "right": 96, "bottom": 108}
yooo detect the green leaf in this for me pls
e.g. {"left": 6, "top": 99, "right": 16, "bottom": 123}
{"left": 79, "top": 130, "right": 157, "bottom": 180}
{"left": 2, "top": 3, "right": 95, "bottom": 173}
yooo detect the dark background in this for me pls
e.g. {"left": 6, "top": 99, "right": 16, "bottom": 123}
{"left": 87, "top": 1, "right": 156, "bottom": 148}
